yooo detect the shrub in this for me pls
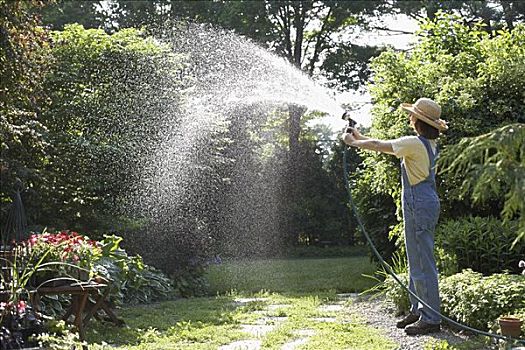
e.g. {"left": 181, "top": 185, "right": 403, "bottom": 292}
{"left": 172, "top": 264, "right": 210, "bottom": 298}
{"left": 362, "top": 252, "right": 410, "bottom": 316}
{"left": 440, "top": 269, "right": 525, "bottom": 331}
{"left": 379, "top": 269, "right": 525, "bottom": 331}
{"left": 359, "top": 14, "right": 525, "bottom": 250}
{"left": 435, "top": 216, "right": 525, "bottom": 275}
{"left": 95, "top": 235, "right": 175, "bottom": 305}
{"left": 381, "top": 272, "right": 410, "bottom": 316}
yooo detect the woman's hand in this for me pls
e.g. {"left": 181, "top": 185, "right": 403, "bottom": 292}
{"left": 342, "top": 132, "right": 357, "bottom": 146}
{"left": 346, "top": 127, "right": 365, "bottom": 140}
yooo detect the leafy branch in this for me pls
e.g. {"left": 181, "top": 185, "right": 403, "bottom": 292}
{"left": 439, "top": 123, "right": 525, "bottom": 246}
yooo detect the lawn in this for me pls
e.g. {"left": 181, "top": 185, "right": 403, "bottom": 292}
{"left": 86, "top": 291, "right": 398, "bottom": 350}
{"left": 205, "top": 256, "right": 379, "bottom": 294}
{"left": 84, "top": 255, "right": 488, "bottom": 349}
{"left": 85, "top": 255, "right": 395, "bottom": 349}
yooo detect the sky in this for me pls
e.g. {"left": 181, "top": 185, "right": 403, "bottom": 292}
{"left": 316, "top": 14, "right": 420, "bottom": 132}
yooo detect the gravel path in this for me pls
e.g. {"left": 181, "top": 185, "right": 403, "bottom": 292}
{"left": 342, "top": 293, "right": 494, "bottom": 349}
{"left": 220, "top": 294, "right": 507, "bottom": 349}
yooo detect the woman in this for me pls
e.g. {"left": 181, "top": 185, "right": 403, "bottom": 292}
{"left": 342, "top": 98, "right": 448, "bottom": 335}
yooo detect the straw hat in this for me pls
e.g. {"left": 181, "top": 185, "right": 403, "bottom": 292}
{"left": 401, "top": 98, "right": 448, "bottom": 131}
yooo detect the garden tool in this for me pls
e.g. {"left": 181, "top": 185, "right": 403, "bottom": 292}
{"left": 341, "top": 111, "right": 357, "bottom": 132}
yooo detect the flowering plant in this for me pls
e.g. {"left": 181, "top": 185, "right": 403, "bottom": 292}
{"left": 21, "top": 230, "right": 103, "bottom": 285}
{"left": 0, "top": 300, "right": 44, "bottom": 349}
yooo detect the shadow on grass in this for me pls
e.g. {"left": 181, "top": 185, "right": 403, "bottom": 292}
{"left": 85, "top": 295, "right": 251, "bottom": 347}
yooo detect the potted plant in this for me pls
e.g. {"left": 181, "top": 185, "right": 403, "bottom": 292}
{"left": 498, "top": 316, "right": 523, "bottom": 338}
{"left": 22, "top": 230, "right": 102, "bottom": 288}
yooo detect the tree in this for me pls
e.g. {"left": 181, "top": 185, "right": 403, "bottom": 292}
{"left": 41, "top": 0, "right": 105, "bottom": 30}
{"left": 164, "top": 1, "right": 389, "bottom": 244}
{"left": 358, "top": 13, "right": 525, "bottom": 249}
{"left": 392, "top": 0, "right": 525, "bottom": 31}
{"left": 0, "top": 0, "right": 52, "bottom": 241}
{"left": 105, "top": 0, "right": 385, "bottom": 158}
{"left": 37, "top": 24, "right": 186, "bottom": 231}
{"left": 440, "top": 124, "right": 525, "bottom": 245}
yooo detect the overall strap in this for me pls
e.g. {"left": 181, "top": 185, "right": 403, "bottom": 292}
{"left": 417, "top": 136, "right": 438, "bottom": 170}
{"left": 418, "top": 136, "right": 439, "bottom": 178}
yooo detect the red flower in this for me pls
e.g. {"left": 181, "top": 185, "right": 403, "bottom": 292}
{"left": 17, "top": 300, "right": 26, "bottom": 313}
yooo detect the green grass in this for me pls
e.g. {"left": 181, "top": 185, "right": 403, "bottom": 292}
{"left": 84, "top": 256, "right": 393, "bottom": 349}
{"left": 86, "top": 291, "right": 397, "bottom": 350}
{"left": 205, "top": 256, "right": 378, "bottom": 294}
{"left": 83, "top": 256, "right": 490, "bottom": 349}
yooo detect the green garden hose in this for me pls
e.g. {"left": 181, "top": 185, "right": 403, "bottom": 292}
{"left": 342, "top": 146, "right": 525, "bottom": 345}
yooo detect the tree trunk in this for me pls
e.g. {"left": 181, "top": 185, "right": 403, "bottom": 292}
{"left": 500, "top": 1, "right": 515, "bottom": 30}
{"left": 284, "top": 104, "right": 306, "bottom": 245}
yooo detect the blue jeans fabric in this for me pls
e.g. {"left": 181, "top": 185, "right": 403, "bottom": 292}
{"left": 401, "top": 136, "right": 441, "bottom": 324}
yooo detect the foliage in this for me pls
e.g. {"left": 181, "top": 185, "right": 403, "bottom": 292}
{"left": 172, "top": 264, "right": 210, "bottom": 298}
{"left": 35, "top": 24, "right": 185, "bottom": 231}
{"left": 322, "top": 44, "right": 385, "bottom": 91}
{"left": 435, "top": 216, "right": 525, "bottom": 276}
{"left": 15, "top": 231, "right": 173, "bottom": 317}
{"left": 292, "top": 137, "right": 355, "bottom": 247}
{"left": 393, "top": 0, "right": 525, "bottom": 32}
{"left": 94, "top": 235, "right": 175, "bottom": 305}
{"left": 440, "top": 269, "right": 525, "bottom": 331}
{"left": 351, "top": 162, "right": 398, "bottom": 261}
{"left": 0, "top": 0, "right": 52, "bottom": 238}
{"left": 423, "top": 337, "right": 490, "bottom": 350}
{"left": 359, "top": 14, "right": 525, "bottom": 247}
{"left": 41, "top": 0, "right": 104, "bottom": 30}
{"left": 285, "top": 245, "right": 367, "bottom": 259}
{"left": 35, "top": 24, "right": 219, "bottom": 284}
{"left": 23, "top": 230, "right": 101, "bottom": 283}
{"left": 439, "top": 124, "right": 525, "bottom": 245}
{"left": 0, "top": 243, "right": 81, "bottom": 349}
{"left": 325, "top": 141, "right": 363, "bottom": 247}
{"left": 165, "top": 1, "right": 389, "bottom": 215}
{"left": 361, "top": 252, "right": 410, "bottom": 316}
{"left": 381, "top": 269, "right": 525, "bottom": 331}
{"left": 0, "top": 300, "right": 43, "bottom": 350}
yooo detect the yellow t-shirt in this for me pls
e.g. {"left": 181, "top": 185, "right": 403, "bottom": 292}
{"left": 391, "top": 136, "right": 437, "bottom": 186}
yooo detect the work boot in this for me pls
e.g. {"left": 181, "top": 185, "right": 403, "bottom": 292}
{"left": 405, "top": 320, "right": 441, "bottom": 335}
{"left": 396, "top": 313, "right": 419, "bottom": 329}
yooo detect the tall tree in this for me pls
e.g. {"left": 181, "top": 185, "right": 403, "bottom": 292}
{"left": 41, "top": 0, "right": 105, "bottom": 30}
{"left": 392, "top": 0, "right": 525, "bottom": 31}
{"left": 105, "top": 0, "right": 385, "bottom": 153}
{"left": 0, "top": 0, "right": 52, "bottom": 240}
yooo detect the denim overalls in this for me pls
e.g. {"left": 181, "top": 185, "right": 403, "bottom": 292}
{"left": 401, "top": 136, "right": 441, "bottom": 325}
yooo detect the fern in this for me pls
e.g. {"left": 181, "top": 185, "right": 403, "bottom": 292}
{"left": 439, "top": 123, "right": 525, "bottom": 246}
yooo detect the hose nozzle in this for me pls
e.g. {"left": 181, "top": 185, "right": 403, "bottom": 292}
{"left": 341, "top": 111, "right": 357, "bottom": 129}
